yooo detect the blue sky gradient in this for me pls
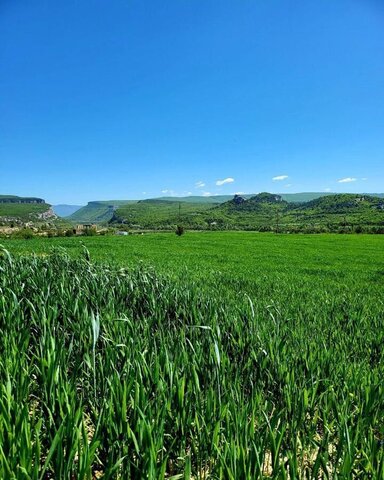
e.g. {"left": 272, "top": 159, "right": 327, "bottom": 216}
{"left": 1, "top": 0, "right": 384, "bottom": 204}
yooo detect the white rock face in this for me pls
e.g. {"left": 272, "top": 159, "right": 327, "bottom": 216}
{"left": 38, "top": 208, "right": 57, "bottom": 220}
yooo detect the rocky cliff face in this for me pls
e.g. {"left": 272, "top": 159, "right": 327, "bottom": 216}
{"left": 0, "top": 196, "right": 45, "bottom": 204}
{"left": 37, "top": 208, "right": 57, "bottom": 220}
{"left": 232, "top": 194, "right": 246, "bottom": 205}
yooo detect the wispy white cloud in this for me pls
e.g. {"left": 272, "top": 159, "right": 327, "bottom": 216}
{"left": 161, "top": 190, "right": 193, "bottom": 197}
{"left": 195, "top": 181, "right": 205, "bottom": 188}
{"left": 361, "top": 177, "right": 368, "bottom": 181}
{"left": 216, "top": 177, "right": 234, "bottom": 186}
{"left": 324, "top": 188, "right": 331, "bottom": 192}
{"left": 272, "top": 175, "right": 288, "bottom": 181}
{"left": 338, "top": 177, "right": 357, "bottom": 183}
{"left": 285, "top": 184, "right": 292, "bottom": 188}
{"left": 202, "top": 191, "right": 212, "bottom": 197}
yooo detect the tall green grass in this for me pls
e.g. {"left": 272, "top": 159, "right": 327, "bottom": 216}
{"left": 0, "top": 244, "right": 383, "bottom": 478}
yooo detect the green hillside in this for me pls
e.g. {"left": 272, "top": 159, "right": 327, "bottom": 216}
{"left": 68, "top": 200, "right": 137, "bottom": 223}
{"left": 206, "top": 193, "right": 289, "bottom": 229}
{"left": 112, "top": 199, "right": 218, "bottom": 228}
{"left": 69, "top": 193, "right": 384, "bottom": 228}
{"left": 109, "top": 193, "right": 384, "bottom": 232}
{"left": 212, "top": 193, "right": 384, "bottom": 231}
{"left": 74, "top": 193, "right": 336, "bottom": 224}
{"left": 299, "top": 193, "right": 384, "bottom": 213}
{"left": 0, "top": 196, "right": 55, "bottom": 225}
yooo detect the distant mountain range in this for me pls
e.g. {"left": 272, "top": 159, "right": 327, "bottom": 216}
{"left": 2, "top": 193, "right": 384, "bottom": 232}
{"left": 67, "top": 192, "right": 384, "bottom": 225}
{"left": 68, "top": 192, "right": 334, "bottom": 223}
{"left": 68, "top": 200, "right": 137, "bottom": 223}
{"left": 109, "top": 193, "right": 384, "bottom": 232}
{"left": 52, "top": 204, "right": 84, "bottom": 217}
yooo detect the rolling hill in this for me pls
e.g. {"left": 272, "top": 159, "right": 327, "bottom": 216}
{"left": 0, "top": 195, "right": 56, "bottom": 225}
{"left": 70, "top": 193, "right": 340, "bottom": 224}
{"left": 68, "top": 200, "right": 137, "bottom": 223}
{"left": 111, "top": 199, "right": 219, "bottom": 228}
{"left": 109, "top": 193, "right": 384, "bottom": 232}
{"left": 298, "top": 193, "right": 384, "bottom": 213}
{"left": 210, "top": 193, "right": 384, "bottom": 231}
{"left": 66, "top": 192, "right": 384, "bottom": 230}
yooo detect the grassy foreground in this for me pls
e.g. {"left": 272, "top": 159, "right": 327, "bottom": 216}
{"left": 0, "top": 234, "right": 383, "bottom": 478}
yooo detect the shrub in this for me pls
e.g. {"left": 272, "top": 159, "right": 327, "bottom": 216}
{"left": 84, "top": 228, "right": 97, "bottom": 236}
{"left": 175, "top": 225, "right": 184, "bottom": 236}
{"left": 12, "top": 228, "right": 34, "bottom": 240}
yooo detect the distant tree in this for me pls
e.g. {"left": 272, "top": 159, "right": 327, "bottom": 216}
{"left": 14, "top": 228, "right": 34, "bottom": 240}
{"left": 84, "top": 227, "right": 97, "bottom": 236}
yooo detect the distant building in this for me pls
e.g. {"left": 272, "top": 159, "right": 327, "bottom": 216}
{"left": 116, "top": 231, "right": 128, "bottom": 236}
{"left": 76, "top": 224, "right": 97, "bottom": 234}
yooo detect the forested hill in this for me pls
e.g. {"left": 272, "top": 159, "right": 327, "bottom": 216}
{"left": 109, "top": 193, "right": 384, "bottom": 232}
{"left": 218, "top": 193, "right": 384, "bottom": 213}
{"left": 298, "top": 193, "right": 384, "bottom": 213}
{"left": 69, "top": 192, "right": 384, "bottom": 224}
{"left": 0, "top": 195, "right": 55, "bottom": 225}
{"left": 68, "top": 200, "right": 137, "bottom": 223}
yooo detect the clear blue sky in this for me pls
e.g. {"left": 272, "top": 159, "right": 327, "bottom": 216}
{"left": 1, "top": 0, "right": 383, "bottom": 204}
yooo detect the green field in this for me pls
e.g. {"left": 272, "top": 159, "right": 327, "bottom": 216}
{"left": 1, "top": 233, "right": 383, "bottom": 478}
{"left": 2, "top": 232, "right": 384, "bottom": 281}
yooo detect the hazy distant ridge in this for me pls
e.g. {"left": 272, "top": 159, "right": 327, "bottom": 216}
{"left": 67, "top": 192, "right": 384, "bottom": 224}
{"left": 53, "top": 204, "right": 84, "bottom": 217}
{"left": 68, "top": 200, "right": 137, "bottom": 223}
